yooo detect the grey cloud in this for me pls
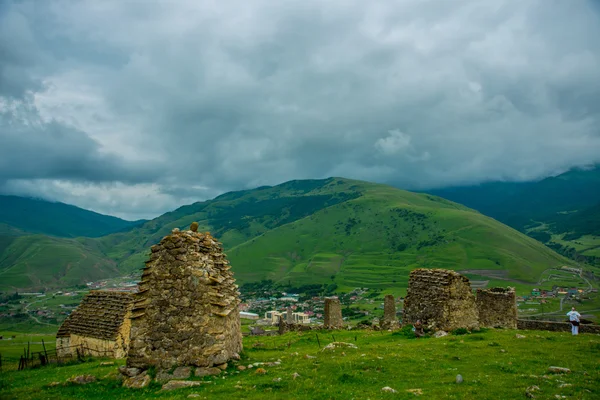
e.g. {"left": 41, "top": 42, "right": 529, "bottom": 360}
{"left": 1, "top": 0, "right": 600, "bottom": 218}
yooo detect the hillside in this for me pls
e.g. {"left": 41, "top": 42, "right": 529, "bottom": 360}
{"left": 0, "top": 178, "right": 574, "bottom": 292}
{"left": 427, "top": 166, "right": 600, "bottom": 264}
{"left": 0, "top": 195, "right": 144, "bottom": 238}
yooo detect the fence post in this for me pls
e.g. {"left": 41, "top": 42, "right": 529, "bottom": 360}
{"left": 42, "top": 339, "right": 49, "bottom": 366}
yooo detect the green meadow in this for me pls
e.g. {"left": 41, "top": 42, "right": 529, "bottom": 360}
{"left": 1, "top": 329, "right": 598, "bottom": 399}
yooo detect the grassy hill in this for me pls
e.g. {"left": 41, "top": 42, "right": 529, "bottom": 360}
{"left": 428, "top": 166, "right": 600, "bottom": 266}
{"left": 0, "top": 178, "right": 575, "bottom": 292}
{"left": 0, "top": 195, "right": 144, "bottom": 238}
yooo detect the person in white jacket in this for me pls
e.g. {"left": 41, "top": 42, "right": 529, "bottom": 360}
{"left": 566, "top": 307, "right": 581, "bottom": 335}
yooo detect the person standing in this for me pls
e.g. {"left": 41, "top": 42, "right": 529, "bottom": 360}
{"left": 566, "top": 307, "right": 581, "bottom": 335}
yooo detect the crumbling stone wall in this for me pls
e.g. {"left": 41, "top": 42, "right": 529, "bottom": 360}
{"left": 127, "top": 226, "right": 242, "bottom": 371}
{"left": 323, "top": 298, "right": 343, "bottom": 329}
{"left": 380, "top": 294, "right": 399, "bottom": 330}
{"left": 476, "top": 287, "right": 517, "bottom": 328}
{"left": 403, "top": 268, "right": 479, "bottom": 331}
{"left": 517, "top": 319, "right": 600, "bottom": 334}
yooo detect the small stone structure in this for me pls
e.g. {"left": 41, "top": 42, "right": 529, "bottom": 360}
{"left": 517, "top": 319, "right": 600, "bottom": 334}
{"left": 380, "top": 294, "right": 399, "bottom": 330}
{"left": 476, "top": 287, "right": 517, "bottom": 328}
{"left": 56, "top": 291, "right": 134, "bottom": 358}
{"left": 126, "top": 226, "right": 242, "bottom": 373}
{"left": 323, "top": 297, "right": 343, "bottom": 329}
{"left": 403, "top": 268, "right": 479, "bottom": 331}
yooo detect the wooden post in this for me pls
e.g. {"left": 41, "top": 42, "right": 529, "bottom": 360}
{"left": 42, "top": 339, "right": 49, "bottom": 365}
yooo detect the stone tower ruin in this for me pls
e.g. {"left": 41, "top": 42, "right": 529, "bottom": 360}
{"left": 403, "top": 268, "right": 479, "bottom": 331}
{"left": 323, "top": 297, "right": 343, "bottom": 329}
{"left": 127, "top": 225, "right": 242, "bottom": 372}
{"left": 476, "top": 287, "right": 517, "bottom": 329}
{"left": 380, "top": 294, "right": 399, "bottom": 330}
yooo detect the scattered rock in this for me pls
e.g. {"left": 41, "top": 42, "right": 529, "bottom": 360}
{"left": 67, "top": 375, "right": 96, "bottom": 385}
{"left": 434, "top": 331, "right": 448, "bottom": 338}
{"left": 216, "top": 363, "right": 228, "bottom": 370}
{"left": 456, "top": 374, "right": 463, "bottom": 384}
{"left": 559, "top": 383, "right": 572, "bottom": 388}
{"left": 273, "top": 377, "right": 282, "bottom": 382}
{"left": 516, "top": 334, "right": 526, "bottom": 339}
{"left": 381, "top": 386, "right": 397, "bottom": 393}
{"left": 123, "top": 372, "right": 151, "bottom": 389}
{"left": 292, "top": 372, "right": 301, "bottom": 380}
{"left": 195, "top": 367, "right": 221, "bottom": 377}
{"left": 322, "top": 342, "right": 358, "bottom": 351}
{"left": 48, "top": 382, "right": 62, "bottom": 387}
{"left": 247, "top": 364, "right": 254, "bottom": 369}
{"left": 172, "top": 366, "right": 192, "bottom": 379}
{"left": 99, "top": 362, "right": 115, "bottom": 366}
{"left": 500, "top": 349, "right": 506, "bottom": 353}
{"left": 304, "top": 354, "right": 316, "bottom": 359}
{"left": 554, "top": 396, "right": 566, "bottom": 399}
{"left": 231, "top": 353, "right": 241, "bottom": 360}
{"left": 406, "top": 388, "right": 423, "bottom": 395}
{"left": 188, "top": 395, "right": 201, "bottom": 398}
{"left": 237, "top": 365, "right": 247, "bottom": 371}
{"left": 189, "top": 222, "right": 199, "bottom": 232}
{"left": 548, "top": 366, "right": 571, "bottom": 374}
{"left": 161, "top": 380, "right": 206, "bottom": 391}
{"left": 255, "top": 368, "right": 267, "bottom": 375}
{"left": 119, "top": 366, "right": 142, "bottom": 377}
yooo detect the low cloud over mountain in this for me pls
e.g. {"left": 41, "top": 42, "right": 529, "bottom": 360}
{"left": 1, "top": 0, "right": 600, "bottom": 219}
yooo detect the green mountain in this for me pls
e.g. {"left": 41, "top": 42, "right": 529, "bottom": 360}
{"left": 427, "top": 166, "right": 600, "bottom": 264}
{"left": 0, "top": 195, "right": 145, "bottom": 238}
{"left": 0, "top": 178, "right": 574, "bottom": 292}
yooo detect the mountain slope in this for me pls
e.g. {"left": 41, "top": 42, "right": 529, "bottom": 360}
{"left": 0, "top": 195, "right": 144, "bottom": 238}
{"left": 0, "top": 178, "right": 574, "bottom": 292}
{"left": 427, "top": 166, "right": 600, "bottom": 264}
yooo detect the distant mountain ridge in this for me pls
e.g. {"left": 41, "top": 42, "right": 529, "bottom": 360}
{"left": 0, "top": 195, "right": 145, "bottom": 238}
{"left": 0, "top": 178, "right": 573, "bottom": 292}
{"left": 427, "top": 165, "right": 600, "bottom": 264}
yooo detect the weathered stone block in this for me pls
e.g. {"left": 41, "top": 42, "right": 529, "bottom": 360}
{"left": 324, "top": 298, "right": 343, "bottom": 329}
{"left": 403, "top": 268, "right": 479, "bottom": 331}
{"left": 476, "top": 287, "right": 517, "bottom": 329}
{"left": 126, "top": 227, "right": 242, "bottom": 371}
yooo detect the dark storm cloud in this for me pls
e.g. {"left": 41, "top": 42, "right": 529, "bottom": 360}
{"left": 1, "top": 0, "right": 600, "bottom": 219}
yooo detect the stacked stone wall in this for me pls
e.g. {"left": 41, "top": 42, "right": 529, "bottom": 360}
{"left": 323, "top": 298, "right": 343, "bottom": 329}
{"left": 403, "top": 268, "right": 479, "bottom": 331}
{"left": 476, "top": 287, "right": 517, "bottom": 329}
{"left": 127, "top": 227, "right": 242, "bottom": 371}
{"left": 380, "top": 294, "right": 399, "bottom": 330}
{"left": 517, "top": 319, "right": 600, "bottom": 334}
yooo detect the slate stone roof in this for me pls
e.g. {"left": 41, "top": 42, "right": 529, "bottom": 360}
{"left": 56, "top": 291, "right": 134, "bottom": 340}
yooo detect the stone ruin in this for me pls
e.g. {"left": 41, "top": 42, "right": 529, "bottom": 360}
{"left": 403, "top": 268, "right": 479, "bottom": 331}
{"left": 476, "top": 287, "right": 517, "bottom": 329}
{"left": 380, "top": 294, "right": 400, "bottom": 330}
{"left": 323, "top": 297, "right": 343, "bottom": 329}
{"left": 56, "top": 291, "right": 133, "bottom": 358}
{"left": 126, "top": 224, "right": 242, "bottom": 376}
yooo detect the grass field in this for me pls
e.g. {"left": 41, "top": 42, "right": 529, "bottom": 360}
{"left": 0, "top": 329, "right": 598, "bottom": 399}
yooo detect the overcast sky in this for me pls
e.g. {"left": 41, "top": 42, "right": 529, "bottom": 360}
{"left": 1, "top": 1, "right": 600, "bottom": 220}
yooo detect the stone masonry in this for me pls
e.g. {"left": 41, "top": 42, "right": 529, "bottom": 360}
{"left": 380, "top": 294, "right": 399, "bottom": 330}
{"left": 476, "top": 287, "right": 517, "bottom": 329}
{"left": 403, "top": 268, "right": 479, "bottom": 331}
{"left": 126, "top": 224, "right": 242, "bottom": 372}
{"left": 323, "top": 297, "right": 343, "bottom": 329}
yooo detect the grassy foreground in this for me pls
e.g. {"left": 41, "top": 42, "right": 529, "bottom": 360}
{"left": 1, "top": 329, "right": 599, "bottom": 399}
